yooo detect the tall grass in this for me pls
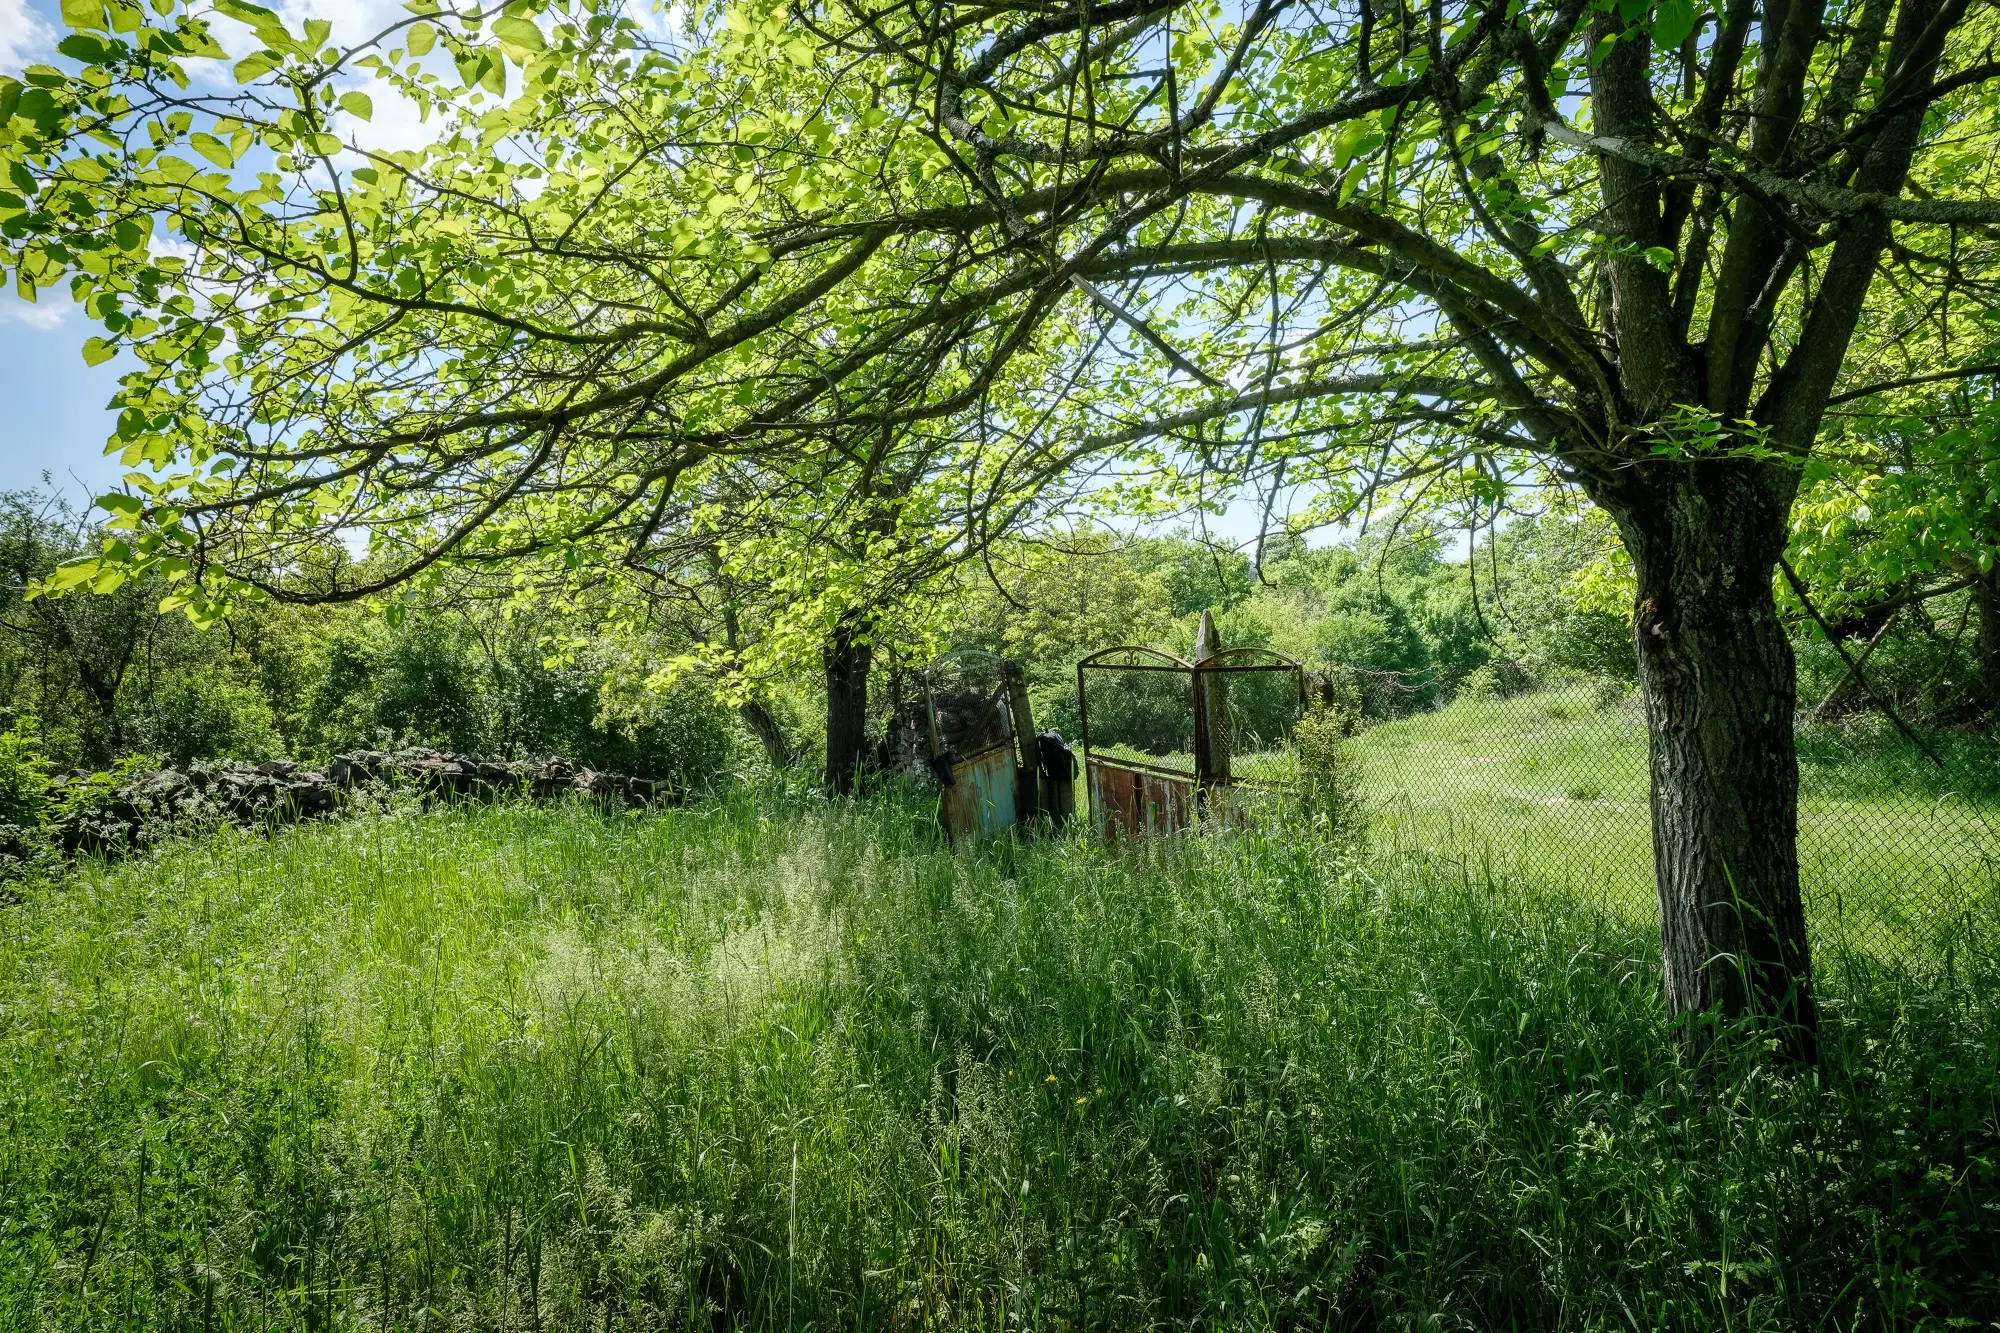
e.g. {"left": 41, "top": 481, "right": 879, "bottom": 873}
{"left": 1, "top": 792, "right": 1996, "bottom": 1328}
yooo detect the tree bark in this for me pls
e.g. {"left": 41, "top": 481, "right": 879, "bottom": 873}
{"left": 823, "top": 615, "right": 874, "bottom": 795}
{"left": 738, "top": 697, "right": 795, "bottom": 769}
{"left": 1605, "top": 462, "right": 1817, "bottom": 1062}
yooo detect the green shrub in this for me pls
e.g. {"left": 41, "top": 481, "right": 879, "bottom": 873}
{"left": 1292, "top": 701, "right": 1364, "bottom": 842}
{"left": 40, "top": 753, "right": 165, "bottom": 857}
{"left": 0, "top": 729, "right": 49, "bottom": 829}
{"left": 126, "top": 671, "right": 281, "bottom": 768}
{"left": 302, "top": 617, "right": 487, "bottom": 755}
{"left": 584, "top": 676, "right": 737, "bottom": 792}
{"left": 374, "top": 617, "right": 486, "bottom": 751}
{"left": 1458, "top": 659, "right": 1534, "bottom": 700}
{"left": 0, "top": 730, "right": 52, "bottom": 877}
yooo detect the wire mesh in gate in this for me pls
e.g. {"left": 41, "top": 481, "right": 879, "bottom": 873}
{"left": 1076, "top": 643, "right": 1306, "bottom": 836}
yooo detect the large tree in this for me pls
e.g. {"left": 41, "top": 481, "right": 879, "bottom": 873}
{"left": 9, "top": 0, "right": 2000, "bottom": 1054}
{"left": 0, "top": 0, "right": 1117, "bottom": 790}
{"left": 793, "top": 0, "right": 2000, "bottom": 1059}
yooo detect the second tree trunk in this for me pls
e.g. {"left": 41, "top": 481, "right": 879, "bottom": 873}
{"left": 1609, "top": 463, "right": 1818, "bottom": 1062}
{"left": 823, "top": 616, "right": 873, "bottom": 795}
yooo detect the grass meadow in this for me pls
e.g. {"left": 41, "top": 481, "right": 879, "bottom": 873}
{"left": 1349, "top": 689, "right": 2000, "bottom": 957}
{"left": 1, "top": 790, "right": 1998, "bottom": 1329}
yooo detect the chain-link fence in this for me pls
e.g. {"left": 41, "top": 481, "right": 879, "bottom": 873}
{"left": 1345, "top": 671, "right": 2000, "bottom": 961}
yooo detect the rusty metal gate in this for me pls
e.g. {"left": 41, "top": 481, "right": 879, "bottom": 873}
{"left": 895, "top": 650, "right": 1077, "bottom": 844}
{"left": 1077, "top": 614, "right": 1305, "bottom": 838}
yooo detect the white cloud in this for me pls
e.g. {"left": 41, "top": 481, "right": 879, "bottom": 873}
{"left": 0, "top": 0, "right": 56, "bottom": 68}
{"left": 0, "top": 290, "right": 72, "bottom": 330}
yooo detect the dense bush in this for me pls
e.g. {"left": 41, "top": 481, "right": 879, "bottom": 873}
{"left": 372, "top": 616, "right": 488, "bottom": 751}
{"left": 0, "top": 729, "right": 48, "bottom": 830}
{"left": 125, "top": 671, "right": 282, "bottom": 768}
{"left": 1291, "top": 701, "right": 1364, "bottom": 838}
{"left": 0, "top": 729, "right": 51, "bottom": 876}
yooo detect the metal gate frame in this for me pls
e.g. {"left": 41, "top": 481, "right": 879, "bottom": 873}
{"left": 1076, "top": 643, "right": 1306, "bottom": 836}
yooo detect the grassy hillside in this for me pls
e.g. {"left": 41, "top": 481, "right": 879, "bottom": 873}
{"left": 1350, "top": 689, "right": 2000, "bottom": 956}
{"left": 1, "top": 794, "right": 1996, "bottom": 1328}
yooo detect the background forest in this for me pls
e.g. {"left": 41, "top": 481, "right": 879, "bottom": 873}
{"left": 6, "top": 478, "right": 1994, "bottom": 796}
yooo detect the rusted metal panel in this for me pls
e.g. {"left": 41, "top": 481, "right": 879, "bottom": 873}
{"left": 939, "top": 743, "right": 1018, "bottom": 843}
{"left": 1088, "top": 756, "right": 1194, "bottom": 838}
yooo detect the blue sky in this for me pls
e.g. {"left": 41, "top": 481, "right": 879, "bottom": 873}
{"left": 0, "top": 312, "right": 126, "bottom": 500}
{"left": 0, "top": 0, "right": 120, "bottom": 498}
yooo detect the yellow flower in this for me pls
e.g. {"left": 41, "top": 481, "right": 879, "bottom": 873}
{"left": 1045, "top": 1074, "right": 1056, "bottom": 1083}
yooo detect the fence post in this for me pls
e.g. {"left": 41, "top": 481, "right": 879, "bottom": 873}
{"left": 1002, "top": 660, "right": 1040, "bottom": 823}
{"left": 1193, "top": 610, "right": 1232, "bottom": 793}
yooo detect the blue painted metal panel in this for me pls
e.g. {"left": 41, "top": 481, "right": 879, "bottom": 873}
{"left": 940, "top": 743, "right": 1018, "bottom": 842}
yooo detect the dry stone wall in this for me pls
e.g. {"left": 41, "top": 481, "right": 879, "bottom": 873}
{"left": 43, "top": 748, "right": 682, "bottom": 858}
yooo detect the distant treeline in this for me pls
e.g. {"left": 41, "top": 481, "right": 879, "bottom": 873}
{"left": 4, "top": 489, "right": 1994, "bottom": 796}
{"left": 947, "top": 511, "right": 1999, "bottom": 743}
{"left": 0, "top": 492, "right": 735, "bottom": 786}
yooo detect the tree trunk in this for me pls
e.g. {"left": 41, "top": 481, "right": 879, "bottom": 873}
{"left": 1975, "top": 567, "right": 2000, "bottom": 721}
{"left": 738, "top": 698, "right": 795, "bottom": 769}
{"left": 1607, "top": 462, "right": 1818, "bottom": 1063}
{"left": 76, "top": 663, "right": 125, "bottom": 766}
{"left": 823, "top": 615, "right": 873, "bottom": 795}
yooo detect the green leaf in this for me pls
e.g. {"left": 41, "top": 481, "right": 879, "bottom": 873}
{"left": 1642, "top": 245, "right": 1675, "bottom": 272}
{"left": 406, "top": 21, "right": 435, "bottom": 55}
{"left": 234, "top": 50, "right": 282, "bottom": 83}
{"left": 212, "top": 0, "right": 292, "bottom": 48}
{"left": 212, "top": 0, "right": 280, "bottom": 24}
{"left": 1651, "top": 0, "right": 1699, "bottom": 50}
{"left": 339, "top": 91, "right": 374, "bottom": 121}
{"left": 82, "top": 336, "right": 117, "bottom": 366}
{"left": 59, "top": 0, "right": 104, "bottom": 32}
{"left": 492, "top": 16, "right": 545, "bottom": 54}
{"left": 56, "top": 34, "right": 108, "bottom": 62}
{"left": 190, "top": 131, "right": 235, "bottom": 167}
{"left": 41, "top": 557, "right": 101, "bottom": 593}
